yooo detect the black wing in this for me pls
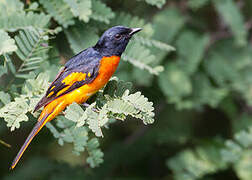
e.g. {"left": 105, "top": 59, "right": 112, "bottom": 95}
{"left": 34, "top": 48, "right": 101, "bottom": 112}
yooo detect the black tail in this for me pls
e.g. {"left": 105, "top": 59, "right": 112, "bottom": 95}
{"left": 10, "top": 114, "right": 49, "bottom": 170}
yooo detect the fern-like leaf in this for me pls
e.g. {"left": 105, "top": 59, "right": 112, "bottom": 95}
{"left": 64, "top": 79, "right": 155, "bottom": 137}
{"left": 0, "top": 73, "right": 49, "bottom": 131}
{"left": 152, "top": 7, "right": 185, "bottom": 43}
{"left": 221, "top": 125, "right": 252, "bottom": 180}
{"left": 90, "top": 0, "right": 115, "bottom": 24}
{"left": 168, "top": 140, "right": 226, "bottom": 180}
{"left": 122, "top": 41, "right": 164, "bottom": 75}
{"left": 144, "top": 0, "right": 166, "bottom": 8}
{"left": 65, "top": 24, "right": 99, "bottom": 54}
{"left": 86, "top": 138, "right": 104, "bottom": 168}
{"left": 63, "top": 0, "right": 92, "bottom": 23}
{"left": 0, "top": 65, "right": 7, "bottom": 78}
{"left": 14, "top": 27, "right": 50, "bottom": 78}
{"left": 39, "top": 0, "right": 74, "bottom": 28}
{"left": 0, "top": 91, "right": 11, "bottom": 107}
{"left": 214, "top": 0, "right": 248, "bottom": 46}
{"left": 0, "top": 95, "right": 30, "bottom": 131}
{"left": 176, "top": 30, "right": 209, "bottom": 75}
{"left": 188, "top": 0, "right": 210, "bottom": 10}
{"left": 0, "top": 0, "right": 50, "bottom": 32}
{"left": 134, "top": 36, "right": 175, "bottom": 52}
{"left": 0, "top": 30, "right": 17, "bottom": 55}
{"left": 65, "top": 102, "right": 87, "bottom": 127}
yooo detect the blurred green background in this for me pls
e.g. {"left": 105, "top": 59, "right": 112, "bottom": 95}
{"left": 1, "top": 0, "right": 252, "bottom": 179}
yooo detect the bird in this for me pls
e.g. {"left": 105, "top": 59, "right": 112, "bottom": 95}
{"left": 10, "top": 25, "right": 142, "bottom": 169}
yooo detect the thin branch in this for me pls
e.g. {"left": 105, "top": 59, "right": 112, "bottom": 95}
{"left": 0, "top": 139, "right": 11, "bottom": 148}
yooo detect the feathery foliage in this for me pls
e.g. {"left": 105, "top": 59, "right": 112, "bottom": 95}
{"left": 39, "top": 0, "right": 75, "bottom": 28}
{"left": 0, "top": 0, "right": 50, "bottom": 31}
{"left": 14, "top": 28, "right": 50, "bottom": 78}
{"left": 144, "top": 0, "right": 166, "bottom": 8}
{"left": 65, "top": 24, "right": 99, "bottom": 54}
{"left": 63, "top": 0, "right": 92, "bottom": 23}
{"left": 214, "top": 0, "right": 247, "bottom": 46}
{"left": 1, "top": 0, "right": 252, "bottom": 179}
{"left": 90, "top": 0, "right": 115, "bottom": 24}
{"left": 0, "top": 30, "right": 17, "bottom": 55}
{"left": 167, "top": 140, "right": 227, "bottom": 180}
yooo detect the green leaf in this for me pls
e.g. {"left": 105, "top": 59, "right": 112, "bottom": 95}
{"left": 204, "top": 40, "right": 252, "bottom": 105}
{"left": 22, "top": 72, "right": 50, "bottom": 96}
{"left": 103, "top": 79, "right": 133, "bottom": 98}
{"left": 0, "top": 0, "right": 50, "bottom": 32}
{"left": 235, "top": 151, "right": 252, "bottom": 180}
{"left": 106, "top": 99, "right": 138, "bottom": 116}
{"left": 65, "top": 102, "right": 87, "bottom": 127}
{"left": 122, "top": 41, "right": 164, "bottom": 75}
{"left": 0, "top": 96, "right": 29, "bottom": 131}
{"left": 63, "top": 0, "right": 92, "bottom": 23}
{"left": 190, "top": 73, "right": 228, "bottom": 108}
{"left": 220, "top": 126, "right": 252, "bottom": 180}
{"left": 0, "top": 91, "right": 11, "bottom": 105}
{"left": 0, "top": 65, "right": 7, "bottom": 77}
{"left": 39, "top": 0, "right": 74, "bottom": 28}
{"left": 144, "top": 0, "right": 166, "bottom": 8}
{"left": 176, "top": 31, "right": 209, "bottom": 75}
{"left": 134, "top": 35, "right": 175, "bottom": 52}
{"left": 86, "top": 138, "right": 104, "bottom": 168}
{"left": 0, "top": 73, "right": 50, "bottom": 129}
{"left": 188, "top": 0, "right": 210, "bottom": 10}
{"left": 167, "top": 140, "right": 226, "bottom": 180}
{"left": 158, "top": 63, "right": 192, "bottom": 102}
{"left": 0, "top": 0, "right": 24, "bottom": 14}
{"left": 122, "top": 90, "right": 154, "bottom": 124}
{"left": 214, "top": 0, "right": 248, "bottom": 46}
{"left": 65, "top": 24, "right": 99, "bottom": 54}
{"left": 0, "top": 30, "right": 17, "bottom": 55}
{"left": 221, "top": 127, "right": 252, "bottom": 164}
{"left": 152, "top": 7, "right": 185, "bottom": 43}
{"left": 91, "top": 0, "right": 115, "bottom": 24}
{"left": 14, "top": 27, "right": 50, "bottom": 77}
{"left": 86, "top": 103, "right": 104, "bottom": 137}
{"left": 62, "top": 126, "right": 89, "bottom": 155}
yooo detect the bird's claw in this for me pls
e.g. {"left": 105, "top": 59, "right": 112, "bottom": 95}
{"left": 81, "top": 103, "right": 98, "bottom": 112}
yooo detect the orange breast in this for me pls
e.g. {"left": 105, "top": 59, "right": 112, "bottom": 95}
{"left": 88, "top": 56, "right": 121, "bottom": 91}
{"left": 64, "top": 56, "right": 121, "bottom": 104}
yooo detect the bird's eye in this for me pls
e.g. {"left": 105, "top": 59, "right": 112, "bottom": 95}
{"left": 115, "top": 34, "right": 122, "bottom": 40}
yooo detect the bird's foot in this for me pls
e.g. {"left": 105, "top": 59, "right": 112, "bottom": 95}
{"left": 81, "top": 103, "right": 98, "bottom": 112}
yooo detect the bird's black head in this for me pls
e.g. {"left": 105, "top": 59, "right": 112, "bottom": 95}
{"left": 94, "top": 26, "right": 142, "bottom": 56}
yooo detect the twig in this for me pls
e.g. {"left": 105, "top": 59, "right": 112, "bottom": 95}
{"left": 0, "top": 139, "right": 11, "bottom": 148}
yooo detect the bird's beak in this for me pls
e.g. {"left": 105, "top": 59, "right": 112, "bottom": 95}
{"left": 129, "top": 28, "right": 142, "bottom": 36}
